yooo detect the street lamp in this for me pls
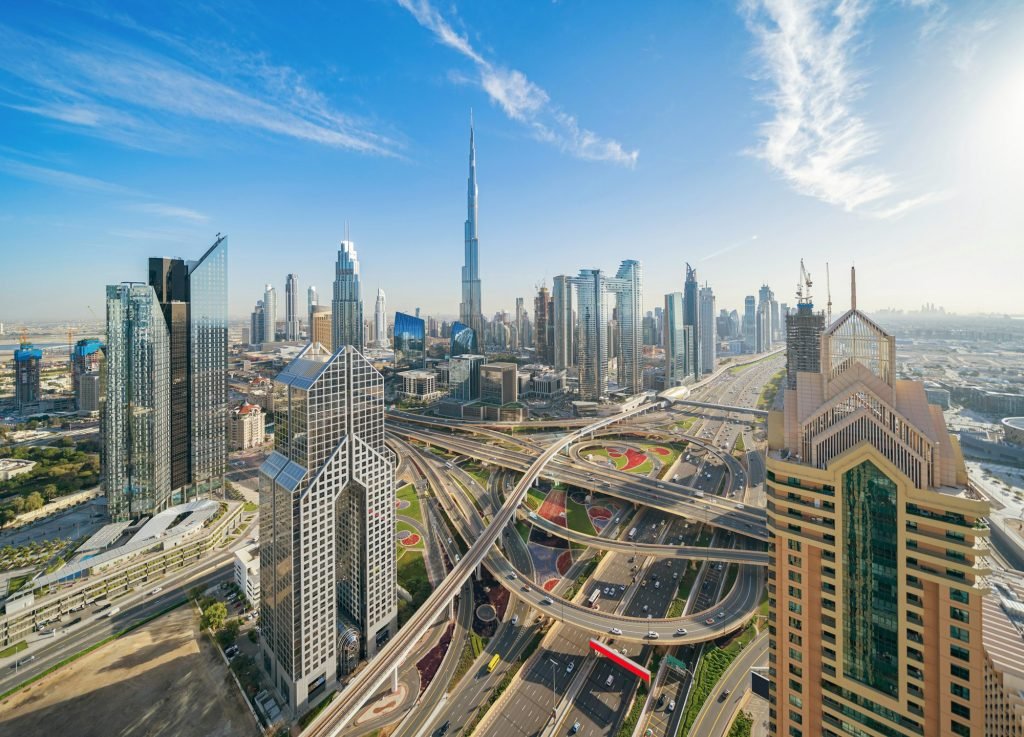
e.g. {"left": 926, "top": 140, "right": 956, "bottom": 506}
{"left": 549, "top": 657, "right": 559, "bottom": 720}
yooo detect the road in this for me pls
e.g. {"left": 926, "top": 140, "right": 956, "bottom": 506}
{"left": 686, "top": 630, "right": 769, "bottom": 737}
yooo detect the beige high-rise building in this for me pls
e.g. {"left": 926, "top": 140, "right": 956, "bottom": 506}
{"left": 228, "top": 401, "right": 264, "bottom": 450}
{"left": 310, "top": 305, "right": 331, "bottom": 349}
{"left": 766, "top": 270, "right": 990, "bottom": 737}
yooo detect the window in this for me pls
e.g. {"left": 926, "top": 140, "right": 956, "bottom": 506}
{"left": 950, "top": 645, "right": 970, "bottom": 662}
{"left": 789, "top": 571, "right": 802, "bottom": 583}
{"left": 950, "top": 589, "right": 970, "bottom": 604}
{"left": 950, "top": 606, "right": 970, "bottom": 623}
{"left": 951, "top": 663, "right": 970, "bottom": 680}
{"left": 950, "top": 626, "right": 970, "bottom": 643}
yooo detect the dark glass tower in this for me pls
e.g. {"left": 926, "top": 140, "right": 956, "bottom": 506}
{"left": 146, "top": 236, "right": 228, "bottom": 501}
{"left": 683, "top": 263, "right": 700, "bottom": 379}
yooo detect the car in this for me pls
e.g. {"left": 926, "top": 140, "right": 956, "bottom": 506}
{"left": 654, "top": 581, "right": 660, "bottom": 589}
{"left": 436, "top": 720, "right": 451, "bottom": 736}
{"left": 521, "top": 585, "right": 530, "bottom": 592}
{"left": 610, "top": 627, "right": 623, "bottom": 635}
{"left": 507, "top": 572, "right": 517, "bottom": 580}
{"left": 605, "top": 674, "right": 614, "bottom": 687}
{"left": 148, "top": 586, "right": 162, "bottom": 596}
{"left": 675, "top": 627, "right": 688, "bottom": 636}
{"left": 647, "top": 631, "right": 659, "bottom": 639}
{"left": 511, "top": 614, "right": 519, "bottom": 625}
{"left": 642, "top": 604, "right": 649, "bottom": 612}
{"left": 569, "top": 721, "right": 581, "bottom": 735}
{"left": 705, "top": 617, "right": 716, "bottom": 625}
{"left": 619, "top": 584, "right": 625, "bottom": 592}
{"left": 718, "top": 689, "right": 730, "bottom": 702}
{"left": 718, "top": 611, "right": 726, "bottom": 619}
{"left": 667, "top": 699, "right": 676, "bottom": 712}
{"left": 673, "top": 572, "right": 679, "bottom": 580}
{"left": 566, "top": 661, "right": 575, "bottom": 673}
{"left": 542, "top": 597, "right": 553, "bottom": 605}
{"left": 14, "top": 655, "right": 36, "bottom": 668}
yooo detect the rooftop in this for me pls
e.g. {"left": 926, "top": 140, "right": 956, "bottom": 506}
{"left": 1004, "top": 417, "right": 1024, "bottom": 431}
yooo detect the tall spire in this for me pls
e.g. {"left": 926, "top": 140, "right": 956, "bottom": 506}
{"left": 850, "top": 266, "right": 857, "bottom": 310}
{"left": 460, "top": 111, "right": 482, "bottom": 342}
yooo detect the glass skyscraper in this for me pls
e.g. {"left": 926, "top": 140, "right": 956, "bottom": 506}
{"left": 450, "top": 320, "right": 478, "bottom": 357}
{"left": 332, "top": 238, "right": 363, "bottom": 352}
{"left": 683, "top": 263, "right": 701, "bottom": 379}
{"left": 104, "top": 283, "right": 171, "bottom": 521}
{"left": 259, "top": 344, "right": 396, "bottom": 712}
{"left": 285, "top": 273, "right": 299, "bottom": 341}
{"left": 609, "top": 260, "right": 642, "bottom": 394}
{"left": 393, "top": 311, "right": 425, "bottom": 369}
{"left": 664, "top": 291, "right": 692, "bottom": 387}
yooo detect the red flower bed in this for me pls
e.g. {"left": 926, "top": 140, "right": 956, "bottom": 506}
{"left": 400, "top": 533, "right": 421, "bottom": 546}
{"left": 543, "top": 578, "right": 559, "bottom": 592}
{"left": 538, "top": 489, "right": 567, "bottom": 527}
{"left": 649, "top": 446, "right": 671, "bottom": 456}
{"left": 622, "top": 448, "right": 649, "bottom": 471}
{"left": 556, "top": 550, "right": 573, "bottom": 575}
{"left": 589, "top": 507, "right": 612, "bottom": 522}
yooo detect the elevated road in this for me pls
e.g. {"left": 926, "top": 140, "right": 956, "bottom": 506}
{"left": 303, "top": 402, "right": 663, "bottom": 737}
{"left": 407, "top": 439, "right": 763, "bottom": 645}
{"left": 517, "top": 508, "right": 768, "bottom": 565}
{"left": 390, "top": 425, "right": 769, "bottom": 541}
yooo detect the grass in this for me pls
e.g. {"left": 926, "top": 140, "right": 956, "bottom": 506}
{"left": 566, "top": 497, "right": 596, "bottom": 536}
{"left": 298, "top": 692, "right": 337, "bottom": 729}
{"left": 678, "top": 623, "right": 757, "bottom": 737}
{"left": 722, "top": 564, "right": 739, "bottom": 595}
{"left": 470, "top": 632, "right": 489, "bottom": 658}
{"left": 0, "top": 598, "right": 187, "bottom": 701}
{"left": 525, "top": 487, "right": 546, "bottom": 511}
{"left": 397, "top": 552, "right": 430, "bottom": 627}
{"left": 396, "top": 483, "right": 421, "bottom": 522}
{"left": 756, "top": 368, "right": 786, "bottom": 411}
{"left": 675, "top": 416, "right": 698, "bottom": 431}
{"left": 667, "top": 562, "right": 702, "bottom": 616}
{"left": 516, "top": 520, "right": 531, "bottom": 544}
{"left": 450, "top": 637, "right": 477, "bottom": 689}
{"left": 0, "top": 640, "right": 28, "bottom": 658}
{"left": 734, "top": 434, "right": 745, "bottom": 452}
{"left": 6, "top": 574, "right": 30, "bottom": 595}
{"left": 727, "top": 711, "right": 754, "bottom": 737}
{"left": 562, "top": 556, "right": 600, "bottom": 601}
{"left": 242, "top": 501, "right": 258, "bottom": 512}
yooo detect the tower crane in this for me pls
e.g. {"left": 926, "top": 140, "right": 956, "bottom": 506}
{"left": 796, "top": 259, "right": 813, "bottom": 305}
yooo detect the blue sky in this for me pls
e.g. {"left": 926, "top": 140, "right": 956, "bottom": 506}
{"left": 1, "top": 0, "right": 1022, "bottom": 322}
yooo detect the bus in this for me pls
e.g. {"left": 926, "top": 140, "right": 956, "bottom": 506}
{"left": 627, "top": 527, "right": 637, "bottom": 540}
{"left": 588, "top": 589, "right": 601, "bottom": 608}
{"left": 487, "top": 654, "right": 501, "bottom": 673}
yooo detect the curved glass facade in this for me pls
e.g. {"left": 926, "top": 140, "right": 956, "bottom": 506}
{"left": 450, "top": 321, "right": 477, "bottom": 357}
{"left": 394, "top": 311, "right": 425, "bottom": 369}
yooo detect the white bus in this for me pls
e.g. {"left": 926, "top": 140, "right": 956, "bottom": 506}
{"left": 627, "top": 527, "right": 637, "bottom": 540}
{"left": 588, "top": 589, "right": 601, "bottom": 608}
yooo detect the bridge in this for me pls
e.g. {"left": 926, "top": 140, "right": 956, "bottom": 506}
{"left": 665, "top": 399, "right": 768, "bottom": 418}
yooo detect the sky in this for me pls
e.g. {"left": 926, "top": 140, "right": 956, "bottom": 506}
{"left": 1, "top": 0, "right": 1022, "bottom": 323}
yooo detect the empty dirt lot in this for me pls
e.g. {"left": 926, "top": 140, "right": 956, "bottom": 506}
{"left": 0, "top": 605, "right": 257, "bottom": 737}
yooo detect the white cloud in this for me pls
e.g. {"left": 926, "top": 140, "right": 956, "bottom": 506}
{"left": 397, "top": 0, "right": 638, "bottom": 167}
{"left": 0, "top": 157, "right": 140, "bottom": 195}
{"left": 0, "top": 23, "right": 398, "bottom": 156}
{"left": 951, "top": 19, "right": 996, "bottom": 72}
{"left": 742, "top": 0, "right": 937, "bottom": 217}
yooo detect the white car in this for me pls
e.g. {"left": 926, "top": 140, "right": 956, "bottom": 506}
{"left": 148, "top": 587, "right": 162, "bottom": 596}
{"left": 648, "top": 631, "right": 659, "bottom": 639}
{"left": 610, "top": 627, "right": 623, "bottom": 635}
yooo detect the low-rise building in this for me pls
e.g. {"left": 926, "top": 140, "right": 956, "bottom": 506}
{"left": 397, "top": 370, "right": 444, "bottom": 403}
{"left": 0, "top": 459, "right": 36, "bottom": 481}
{"left": 228, "top": 402, "right": 264, "bottom": 450}
{"left": 982, "top": 580, "right": 1024, "bottom": 736}
{"left": 480, "top": 362, "right": 518, "bottom": 405}
{"left": 234, "top": 544, "right": 260, "bottom": 608}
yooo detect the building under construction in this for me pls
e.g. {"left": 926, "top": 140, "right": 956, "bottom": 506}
{"left": 785, "top": 260, "right": 826, "bottom": 390}
{"left": 14, "top": 337, "right": 42, "bottom": 410}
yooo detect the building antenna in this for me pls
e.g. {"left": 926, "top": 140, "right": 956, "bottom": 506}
{"left": 825, "top": 262, "right": 833, "bottom": 325}
{"left": 850, "top": 265, "right": 857, "bottom": 310}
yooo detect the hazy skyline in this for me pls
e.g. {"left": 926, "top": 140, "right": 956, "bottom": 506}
{"left": 1, "top": 1, "right": 1022, "bottom": 323}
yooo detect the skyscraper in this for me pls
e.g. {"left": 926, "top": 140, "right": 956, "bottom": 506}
{"left": 534, "top": 284, "right": 553, "bottom": 365}
{"left": 766, "top": 270, "right": 989, "bottom": 737}
{"left": 785, "top": 265, "right": 825, "bottom": 389}
{"left": 460, "top": 117, "right": 483, "bottom": 341}
{"left": 373, "top": 288, "right": 388, "bottom": 348}
{"left": 259, "top": 344, "right": 396, "bottom": 712}
{"left": 263, "top": 283, "right": 278, "bottom": 343}
{"left": 698, "top": 284, "right": 716, "bottom": 374}
{"left": 570, "top": 269, "right": 609, "bottom": 401}
{"left": 285, "top": 273, "right": 299, "bottom": 341}
{"left": 13, "top": 337, "right": 42, "bottom": 410}
{"left": 552, "top": 275, "right": 576, "bottom": 371}
{"left": 683, "top": 263, "right": 701, "bottom": 379}
{"left": 450, "top": 321, "right": 478, "bottom": 357}
{"left": 250, "top": 300, "right": 265, "bottom": 346}
{"left": 743, "top": 295, "right": 756, "bottom": 353}
{"left": 664, "top": 292, "right": 692, "bottom": 387}
{"left": 148, "top": 236, "right": 228, "bottom": 502}
{"left": 332, "top": 237, "right": 363, "bottom": 352}
{"left": 393, "top": 312, "right": 426, "bottom": 369}
{"left": 104, "top": 283, "right": 170, "bottom": 521}
{"left": 609, "top": 260, "right": 643, "bottom": 394}
{"left": 307, "top": 285, "right": 318, "bottom": 333}
{"left": 757, "top": 284, "right": 774, "bottom": 352}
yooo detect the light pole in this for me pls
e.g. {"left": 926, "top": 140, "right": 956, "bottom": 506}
{"left": 549, "top": 657, "right": 559, "bottom": 721}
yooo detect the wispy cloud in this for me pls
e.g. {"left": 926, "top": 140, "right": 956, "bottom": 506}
{"left": 0, "top": 22, "right": 398, "bottom": 156}
{"left": 0, "top": 154, "right": 209, "bottom": 224}
{"left": 741, "top": 0, "right": 935, "bottom": 218}
{"left": 397, "top": 0, "right": 638, "bottom": 167}
{"left": 950, "top": 18, "right": 996, "bottom": 72}
{"left": 125, "top": 202, "right": 209, "bottom": 223}
{"left": 0, "top": 157, "right": 140, "bottom": 195}
{"left": 702, "top": 234, "right": 759, "bottom": 261}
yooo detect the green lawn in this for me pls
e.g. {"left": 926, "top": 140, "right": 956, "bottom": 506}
{"left": 242, "top": 501, "right": 258, "bottom": 512}
{"left": 679, "top": 623, "right": 757, "bottom": 735}
{"left": 566, "top": 497, "right": 596, "bottom": 536}
{"left": 396, "top": 483, "right": 421, "bottom": 522}
{"left": 0, "top": 640, "right": 27, "bottom": 658}
{"left": 734, "top": 434, "right": 745, "bottom": 452}
{"left": 757, "top": 368, "right": 786, "bottom": 410}
{"left": 397, "top": 552, "right": 430, "bottom": 626}
{"left": 624, "top": 458, "right": 654, "bottom": 476}
{"left": 525, "top": 487, "right": 546, "bottom": 510}
{"left": 675, "top": 416, "right": 698, "bottom": 431}
{"left": 516, "top": 520, "right": 531, "bottom": 544}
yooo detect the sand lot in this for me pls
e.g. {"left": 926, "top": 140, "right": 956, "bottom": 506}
{"left": 0, "top": 606, "right": 257, "bottom": 737}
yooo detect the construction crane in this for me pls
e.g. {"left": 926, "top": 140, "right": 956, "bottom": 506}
{"left": 825, "top": 263, "right": 833, "bottom": 325}
{"left": 796, "top": 259, "right": 813, "bottom": 305}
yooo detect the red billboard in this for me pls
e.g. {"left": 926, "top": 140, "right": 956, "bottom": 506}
{"left": 589, "top": 639, "right": 651, "bottom": 683}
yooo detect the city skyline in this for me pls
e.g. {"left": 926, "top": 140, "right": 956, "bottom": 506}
{"left": 2, "top": 2, "right": 1023, "bottom": 322}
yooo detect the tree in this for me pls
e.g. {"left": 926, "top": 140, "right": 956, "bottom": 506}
{"left": 201, "top": 601, "right": 228, "bottom": 631}
{"left": 0, "top": 509, "right": 16, "bottom": 527}
{"left": 24, "top": 492, "right": 44, "bottom": 512}
{"left": 42, "top": 484, "right": 58, "bottom": 501}
{"left": 188, "top": 586, "right": 205, "bottom": 602}
{"left": 217, "top": 617, "right": 241, "bottom": 647}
